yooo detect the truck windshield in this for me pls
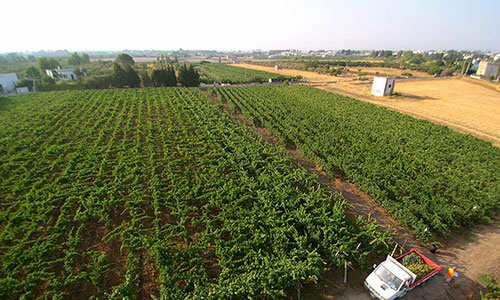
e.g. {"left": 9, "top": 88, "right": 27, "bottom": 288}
{"left": 375, "top": 265, "right": 403, "bottom": 290}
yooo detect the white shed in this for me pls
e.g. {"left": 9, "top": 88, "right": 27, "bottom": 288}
{"left": 371, "top": 77, "right": 395, "bottom": 97}
{"left": 0, "top": 73, "right": 19, "bottom": 94}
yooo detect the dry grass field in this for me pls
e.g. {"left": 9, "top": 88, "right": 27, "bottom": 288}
{"left": 320, "top": 77, "right": 500, "bottom": 147}
{"left": 233, "top": 63, "right": 341, "bottom": 82}
{"left": 348, "top": 66, "right": 431, "bottom": 78}
{"left": 233, "top": 63, "right": 431, "bottom": 82}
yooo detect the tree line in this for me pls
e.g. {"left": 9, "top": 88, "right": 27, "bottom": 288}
{"left": 18, "top": 53, "right": 200, "bottom": 91}
{"left": 86, "top": 54, "right": 200, "bottom": 89}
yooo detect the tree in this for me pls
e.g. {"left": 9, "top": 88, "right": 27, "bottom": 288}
{"left": 111, "top": 63, "right": 128, "bottom": 88}
{"left": 151, "top": 65, "right": 177, "bottom": 87}
{"left": 140, "top": 72, "right": 154, "bottom": 87}
{"left": 441, "top": 68, "right": 454, "bottom": 76}
{"left": 68, "top": 53, "right": 82, "bottom": 66}
{"left": 38, "top": 57, "right": 60, "bottom": 71}
{"left": 124, "top": 65, "right": 141, "bottom": 88}
{"left": 111, "top": 63, "right": 140, "bottom": 88}
{"left": 15, "top": 80, "right": 34, "bottom": 89}
{"left": 24, "top": 65, "right": 41, "bottom": 78}
{"left": 115, "top": 53, "right": 134, "bottom": 66}
{"left": 73, "top": 67, "right": 85, "bottom": 77}
{"left": 381, "top": 50, "right": 393, "bottom": 57}
{"left": 84, "top": 75, "right": 112, "bottom": 89}
{"left": 402, "top": 51, "right": 414, "bottom": 61}
{"left": 357, "top": 69, "right": 367, "bottom": 78}
{"left": 177, "top": 64, "right": 200, "bottom": 87}
{"left": 425, "top": 62, "right": 443, "bottom": 75}
{"left": 41, "top": 74, "right": 56, "bottom": 85}
{"left": 81, "top": 53, "right": 90, "bottom": 64}
{"left": 409, "top": 55, "right": 424, "bottom": 64}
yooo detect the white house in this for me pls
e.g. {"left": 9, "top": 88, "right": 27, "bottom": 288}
{"left": 46, "top": 67, "right": 79, "bottom": 81}
{"left": 0, "top": 73, "right": 18, "bottom": 94}
{"left": 477, "top": 61, "right": 499, "bottom": 79}
{"left": 371, "top": 77, "right": 395, "bottom": 97}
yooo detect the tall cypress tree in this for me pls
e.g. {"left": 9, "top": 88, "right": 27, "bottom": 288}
{"left": 178, "top": 63, "right": 200, "bottom": 87}
{"left": 166, "top": 65, "right": 177, "bottom": 87}
{"left": 151, "top": 65, "right": 177, "bottom": 87}
{"left": 188, "top": 64, "right": 200, "bottom": 87}
{"left": 141, "top": 72, "right": 154, "bottom": 87}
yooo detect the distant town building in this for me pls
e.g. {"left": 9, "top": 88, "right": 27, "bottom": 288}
{"left": 275, "top": 65, "right": 283, "bottom": 70}
{"left": 0, "top": 73, "right": 18, "bottom": 94}
{"left": 371, "top": 77, "right": 395, "bottom": 97}
{"left": 476, "top": 61, "right": 499, "bottom": 78}
{"left": 46, "top": 67, "right": 82, "bottom": 81}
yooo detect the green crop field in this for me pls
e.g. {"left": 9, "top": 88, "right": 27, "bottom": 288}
{"left": 211, "top": 85, "right": 500, "bottom": 242}
{"left": 0, "top": 88, "right": 390, "bottom": 299}
{"left": 198, "top": 63, "right": 300, "bottom": 84}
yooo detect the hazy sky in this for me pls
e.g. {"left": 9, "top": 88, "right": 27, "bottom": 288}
{"left": 2, "top": 0, "right": 499, "bottom": 53}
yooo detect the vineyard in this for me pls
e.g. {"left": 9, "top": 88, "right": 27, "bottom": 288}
{"left": 210, "top": 85, "right": 500, "bottom": 242}
{"left": 0, "top": 88, "right": 391, "bottom": 299}
{"left": 198, "top": 63, "right": 300, "bottom": 84}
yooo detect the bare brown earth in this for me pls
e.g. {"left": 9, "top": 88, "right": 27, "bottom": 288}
{"left": 203, "top": 89, "right": 500, "bottom": 300}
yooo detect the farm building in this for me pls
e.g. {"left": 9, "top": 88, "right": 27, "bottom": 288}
{"left": 371, "top": 77, "right": 395, "bottom": 96}
{"left": 0, "top": 73, "right": 18, "bottom": 94}
{"left": 476, "top": 61, "right": 499, "bottom": 79}
{"left": 45, "top": 67, "right": 81, "bottom": 81}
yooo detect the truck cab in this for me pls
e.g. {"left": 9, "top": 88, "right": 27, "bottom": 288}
{"left": 364, "top": 255, "right": 417, "bottom": 300}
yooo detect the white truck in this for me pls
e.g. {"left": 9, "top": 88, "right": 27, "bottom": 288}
{"left": 364, "top": 249, "right": 442, "bottom": 300}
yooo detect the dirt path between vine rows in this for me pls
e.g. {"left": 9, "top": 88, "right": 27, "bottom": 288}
{"left": 203, "top": 90, "right": 500, "bottom": 300}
